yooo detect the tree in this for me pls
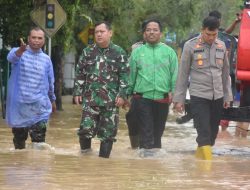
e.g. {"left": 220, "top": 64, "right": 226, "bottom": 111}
{"left": 0, "top": 0, "right": 33, "bottom": 46}
{"left": 50, "top": 0, "right": 81, "bottom": 110}
{"left": 0, "top": 0, "right": 242, "bottom": 111}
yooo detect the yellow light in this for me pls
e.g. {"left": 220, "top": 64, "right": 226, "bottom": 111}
{"left": 48, "top": 13, "right": 53, "bottom": 19}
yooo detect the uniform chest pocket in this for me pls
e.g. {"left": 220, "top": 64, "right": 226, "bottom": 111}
{"left": 84, "top": 58, "right": 96, "bottom": 73}
{"left": 106, "top": 61, "right": 118, "bottom": 72}
{"left": 193, "top": 53, "right": 207, "bottom": 68}
{"left": 215, "top": 52, "right": 224, "bottom": 68}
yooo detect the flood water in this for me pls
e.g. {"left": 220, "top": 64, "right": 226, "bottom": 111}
{"left": 0, "top": 96, "right": 250, "bottom": 190}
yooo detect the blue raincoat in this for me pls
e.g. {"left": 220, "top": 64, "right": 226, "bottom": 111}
{"left": 6, "top": 47, "right": 56, "bottom": 128}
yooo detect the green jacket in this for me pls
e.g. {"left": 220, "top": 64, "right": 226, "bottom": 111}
{"left": 128, "top": 42, "right": 178, "bottom": 100}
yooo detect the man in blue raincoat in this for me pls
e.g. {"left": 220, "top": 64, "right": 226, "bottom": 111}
{"left": 6, "top": 27, "right": 56, "bottom": 149}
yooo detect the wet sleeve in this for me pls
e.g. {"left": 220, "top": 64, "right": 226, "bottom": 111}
{"left": 117, "top": 50, "right": 129, "bottom": 99}
{"left": 173, "top": 43, "right": 191, "bottom": 103}
{"left": 222, "top": 50, "right": 233, "bottom": 102}
{"left": 48, "top": 58, "right": 56, "bottom": 102}
{"left": 73, "top": 49, "right": 87, "bottom": 96}
{"left": 7, "top": 48, "right": 20, "bottom": 64}
{"left": 169, "top": 50, "right": 179, "bottom": 93}
{"left": 127, "top": 51, "right": 137, "bottom": 96}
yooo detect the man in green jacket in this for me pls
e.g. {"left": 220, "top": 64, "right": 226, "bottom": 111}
{"left": 127, "top": 19, "right": 178, "bottom": 155}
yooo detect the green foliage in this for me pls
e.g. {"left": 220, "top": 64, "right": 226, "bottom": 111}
{"left": 52, "top": 0, "right": 81, "bottom": 52}
{"left": 0, "top": 0, "right": 243, "bottom": 109}
{"left": 0, "top": 0, "right": 243, "bottom": 51}
{"left": 0, "top": 0, "right": 33, "bottom": 47}
{"left": 188, "top": 0, "right": 242, "bottom": 37}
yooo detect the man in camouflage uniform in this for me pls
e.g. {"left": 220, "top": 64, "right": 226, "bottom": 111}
{"left": 73, "top": 21, "right": 128, "bottom": 158}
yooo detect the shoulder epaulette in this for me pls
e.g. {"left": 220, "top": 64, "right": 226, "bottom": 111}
{"left": 215, "top": 39, "right": 225, "bottom": 48}
{"left": 189, "top": 36, "right": 199, "bottom": 42}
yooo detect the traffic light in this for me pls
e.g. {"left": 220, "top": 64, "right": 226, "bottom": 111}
{"left": 45, "top": 4, "right": 55, "bottom": 29}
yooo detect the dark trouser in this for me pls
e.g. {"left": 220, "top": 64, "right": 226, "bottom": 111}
{"left": 12, "top": 121, "right": 47, "bottom": 149}
{"left": 126, "top": 97, "right": 140, "bottom": 149}
{"left": 240, "top": 85, "right": 250, "bottom": 106}
{"left": 126, "top": 97, "right": 140, "bottom": 136}
{"left": 190, "top": 96, "right": 223, "bottom": 147}
{"left": 134, "top": 97, "right": 169, "bottom": 149}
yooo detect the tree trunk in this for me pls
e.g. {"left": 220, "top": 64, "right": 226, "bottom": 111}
{"left": 51, "top": 45, "right": 64, "bottom": 111}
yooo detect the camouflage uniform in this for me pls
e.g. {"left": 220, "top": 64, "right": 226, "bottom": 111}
{"left": 74, "top": 42, "right": 128, "bottom": 142}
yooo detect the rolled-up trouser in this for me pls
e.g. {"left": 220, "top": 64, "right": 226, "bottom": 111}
{"left": 12, "top": 121, "right": 47, "bottom": 148}
{"left": 133, "top": 97, "right": 169, "bottom": 149}
{"left": 190, "top": 96, "right": 223, "bottom": 146}
{"left": 78, "top": 105, "right": 119, "bottom": 142}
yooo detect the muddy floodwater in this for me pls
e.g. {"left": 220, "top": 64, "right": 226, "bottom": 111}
{"left": 0, "top": 96, "right": 250, "bottom": 190}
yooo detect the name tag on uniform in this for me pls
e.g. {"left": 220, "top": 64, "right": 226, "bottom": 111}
{"left": 194, "top": 49, "right": 204, "bottom": 53}
{"left": 216, "top": 49, "right": 224, "bottom": 52}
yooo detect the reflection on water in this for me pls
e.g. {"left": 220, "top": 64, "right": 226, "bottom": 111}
{"left": 1, "top": 96, "right": 250, "bottom": 190}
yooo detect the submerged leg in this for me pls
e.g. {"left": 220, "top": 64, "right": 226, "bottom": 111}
{"left": 99, "top": 141, "right": 113, "bottom": 158}
{"left": 12, "top": 127, "right": 28, "bottom": 149}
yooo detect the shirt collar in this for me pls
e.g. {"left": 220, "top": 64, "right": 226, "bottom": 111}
{"left": 26, "top": 46, "right": 43, "bottom": 54}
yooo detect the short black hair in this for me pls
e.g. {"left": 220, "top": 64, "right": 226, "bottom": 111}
{"left": 208, "top": 10, "right": 222, "bottom": 19}
{"left": 95, "top": 21, "right": 112, "bottom": 30}
{"left": 142, "top": 19, "right": 163, "bottom": 32}
{"left": 29, "top": 26, "right": 45, "bottom": 36}
{"left": 140, "top": 20, "right": 148, "bottom": 32}
{"left": 202, "top": 16, "right": 220, "bottom": 31}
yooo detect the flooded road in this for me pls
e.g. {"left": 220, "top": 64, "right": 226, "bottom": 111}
{"left": 0, "top": 96, "right": 250, "bottom": 190}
